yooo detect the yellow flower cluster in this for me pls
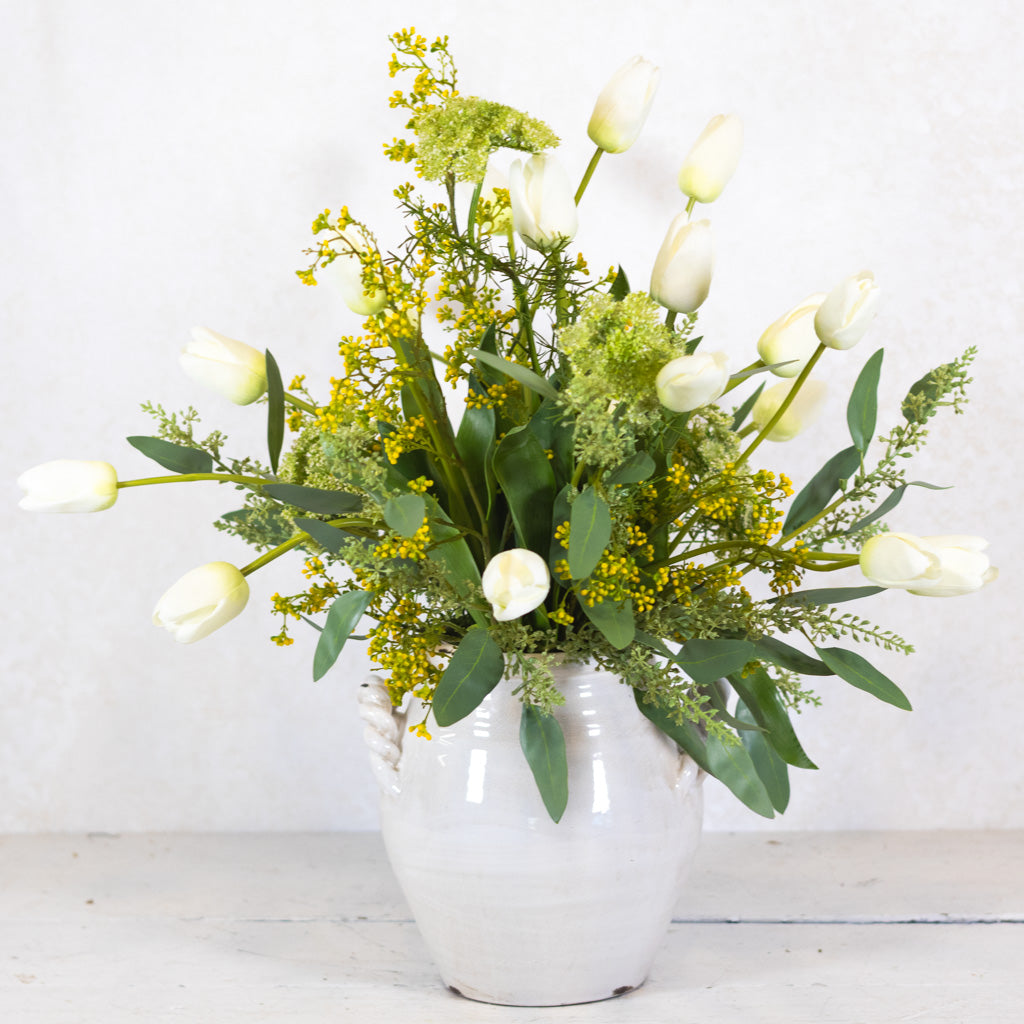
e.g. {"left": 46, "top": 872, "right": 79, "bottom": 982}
{"left": 366, "top": 594, "right": 445, "bottom": 704}
{"left": 374, "top": 518, "right": 432, "bottom": 561}
{"left": 382, "top": 416, "right": 428, "bottom": 465}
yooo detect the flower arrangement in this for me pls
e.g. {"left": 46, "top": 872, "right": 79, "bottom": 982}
{"left": 18, "top": 29, "right": 996, "bottom": 823}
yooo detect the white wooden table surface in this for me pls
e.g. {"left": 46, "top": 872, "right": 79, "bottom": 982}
{"left": 2, "top": 831, "right": 1021, "bottom": 1023}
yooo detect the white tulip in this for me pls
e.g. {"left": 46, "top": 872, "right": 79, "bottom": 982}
{"left": 180, "top": 327, "right": 268, "bottom": 405}
{"left": 860, "top": 533, "right": 998, "bottom": 598}
{"left": 756, "top": 294, "right": 826, "bottom": 378}
{"left": 649, "top": 215, "right": 715, "bottom": 314}
{"left": 677, "top": 114, "right": 744, "bottom": 204}
{"left": 508, "top": 154, "right": 579, "bottom": 252}
{"left": 18, "top": 459, "right": 118, "bottom": 513}
{"left": 319, "top": 228, "right": 388, "bottom": 316}
{"left": 482, "top": 549, "right": 551, "bottom": 622}
{"left": 587, "top": 55, "right": 661, "bottom": 154}
{"left": 153, "top": 561, "right": 250, "bottom": 643}
{"left": 656, "top": 351, "right": 730, "bottom": 412}
{"left": 814, "top": 271, "right": 881, "bottom": 350}
{"left": 750, "top": 378, "right": 827, "bottom": 441}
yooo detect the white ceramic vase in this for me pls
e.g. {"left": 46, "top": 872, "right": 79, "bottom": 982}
{"left": 357, "top": 661, "right": 705, "bottom": 1006}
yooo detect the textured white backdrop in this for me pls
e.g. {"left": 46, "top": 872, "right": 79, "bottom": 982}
{"left": 2, "top": 0, "right": 1021, "bottom": 832}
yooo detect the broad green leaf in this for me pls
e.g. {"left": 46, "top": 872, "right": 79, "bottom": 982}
{"left": 684, "top": 334, "right": 704, "bottom": 355}
{"left": 383, "top": 493, "right": 426, "bottom": 538}
{"left": 520, "top": 705, "right": 569, "bottom": 823}
{"left": 126, "top": 436, "right": 213, "bottom": 475}
{"left": 580, "top": 596, "right": 634, "bottom": 649}
{"left": 606, "top": 452, "right": 656, "bottom": 486}
{"left": 634, "top": 690, "right": 711, "bottom": 772}
{"left": 736, "top": 699, "right": 790, "bottom": 812}
{"left": 568, "top": 487, "right": 611, "bottom": 580}
{"left": 431, "top": 626, "right": 505, "bottom": 726}
{"left": 815, "top": 646, "right": 913, "bottom": 711}
{"left": 752, "top": 636, "right": 833, "bottom": 677}
{"left": 847, "top": 348, "right": 884, "bottom": 454}
{"left": 455, "top": 383, "right": 497, "bottom": 518}
{"left": 783, "top": 445, "right": 861, "bottom": 535}
{"left": 729, "top": 665, "right": 818, "bottom": 769}
{"left": 608, "top": 265, "right": 630, "bottom": 301}
{"left": 730, "top": 381, "right": 765, "bottom": 432}
{"left": 705, "top": 733, "right": 775, "bottom": 818}
{"left": 294, "top": 517, "right": 349, "bottom": 554}
{"left": 313, "top": 590, "right": 372, "bottom": 681}
{"left": 492, "top": 426, "right": 557, "bottom": 555}
{"left": 775, "top": 585, "right": 884, "bottom": 607}
{"left": 420, "top": 495, "right": 484, "bottom": 616}
{"left": 674, "top": 638, "right": 755, "bottom": 685}
{"left": 845, "top": 481, "right": 950, "bottom": 535}
{"left": 265, "top": 349, "right": 285, "bottom": 474}
{"left": 526, "top": 399, "right": 574, "bottom": 487}
{"left": 468, "top": 349, "right": 560, "bottom": 402}
{"left": 262, "top": 483, "right": 362, "bottom": 515}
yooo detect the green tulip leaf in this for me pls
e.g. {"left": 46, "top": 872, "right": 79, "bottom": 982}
{"left": 730, "top": 381, "right": 765, "bottom": 431}
{"left": 729, "top": 361, "right": 797, "bottom": 383}
{"left": 580, "top": 596, "right": 634, "bottom": 650}
{"left": 468, "top": 349, "right": 560, "bottom": 402}
{"left": 783, "top": 444, "right": 862, "bottom": 535}
{"left": 608, "top": 265, "right": 630, "bottom": 301}
{"left": 126, "top": 436, "right": 213, "bottom": 475}
{"left": 606, "top": 452, "right": 656, "bottom": 486}
{"left": 845, "top": 481, "right": 950, "bottom": 535}
{"left": 674, "top": 638, "right": 756, "bottom": 685}
{"left": 420, "top": 496, "right": 487, "bottom": 626}
{"left": 520, "top": 705, "right": 569, "bottom": 823}
{"left": 313, "top": 589, "right": 372, "bottom": 681}
{"left": 383, "top": 493, "right": 426, "bottom": 539}
{"left": 815, "top": 646, "right": 913, "bottom": 711}
{"left": 729, "top": 665, "right": 818, "bottom": 769}
{"left": 774, "top": 585, "right": 884, "bottom": 607}
{"left": 265, "top": 349, "right": 285, "bottom": 475}
{"left": 432, "top": 626, "right": 505, "bottom": 727}
{"left": 455, "top": 381, "right": 498, "bottom": 518}
{"left": 736, "top": 698, "right": 790, "bottom": 812}
{"left": 847, "top": 348, "right": 884, "bottom": 455}
{"left": 568, "top": 487, "right": 612, "bottom": 580}
{"left": 493, "top": 425, "right": 557, "bottom": 555}
{"left": 262, "top": 483, "right": 362, "bottom": 515}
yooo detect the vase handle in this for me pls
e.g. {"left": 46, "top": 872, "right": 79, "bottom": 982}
{"left": 357, "top": 674, "right": 403, "bottom": 798}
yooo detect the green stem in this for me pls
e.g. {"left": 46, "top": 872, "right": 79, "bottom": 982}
{"left": 240, "top": 532, "right": 308, "bottom": 576}
{"left": 574, "top": 147, "right": 604, "bottom": 206}
{"left": 685, "top": 196, "right": 697, "bottom": 216}
{"left": 721, "top": 359, "right": 764, "bottom": 396}
{"left": 284, "top": 393, "right": 317, "bottom": 415}
{"left": 665, "top": 310, "right": 678, "bottom": 330}
{"left": 117, "top": 473, "right": 268, "bottom": 489}
{"left": 802, "top": 557, "right": 859, "bottom": 572}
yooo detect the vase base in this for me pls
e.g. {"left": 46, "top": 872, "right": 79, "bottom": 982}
{"left": 445, "top": 978, "right": 644, "bottom": 1007}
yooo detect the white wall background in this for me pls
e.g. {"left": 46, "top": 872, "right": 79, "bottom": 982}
{"left": 2, "top": 0, "right": 1021, "bottom": 833}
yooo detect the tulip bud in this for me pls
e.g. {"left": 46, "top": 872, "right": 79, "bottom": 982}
{"left": 587, "top": 56, "right": 661, "bottom": 154}
{"left": 180, "top": 327, "right": 268, "bottom": 405}
{"left": 152, "top": 561, "right": 250, "bottom": 643}
{"left": 656, "top": 351, "right": 730, "bottom": 413}
{"left": 319, "top": 228, "right": 388, "bottom": 316}
{"left": 756, "top": 294, "right": 826, "bottom": 378}
{"left": 508, "top": 154, "right": 579, "bottom": 252}
{"left": 18, "top": 459, "right": 118, "bottom": 513}
{"left": 814, "top": 271, "right": 881, "bottom": 350}
{"left": 750, "top": 379, "right": 827, "bottom": 441}
{"left": 649, "top": 215, "right": 715, "bottom": 314}
{"left": 677, "top": 114, "right": 744, "bottom": 204}
{"left": 859, "top": 533, "right": 997, "bottom": 598}
{"left": 482, "top": 549, "right": 551, "bottom": 622}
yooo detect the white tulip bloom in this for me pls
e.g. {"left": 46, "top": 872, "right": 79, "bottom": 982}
{"left": 649, "top": 215, "right": 715, "bottom": 314}
{"left": 319, "top": 227, "right": 388, "bottom": 316}
{"left": 508, "top": 154, "right": 578, "bottom": 252}
{"left": 750, "top": 378, "right": 827, "bottom": 441}
{"left": 18, "top": 459, "right": 118, "bottom": 513}
{"left": 482, "top": 549, "right": 551, "bottom": 622}
{"left": 180, "top": 327, "right": 268, "bottom": 405}
{"left": 656, "top": 351, "right": 730, "bottom": 412}
{"left": 860, "top": 533, "right": 998, "bottom": 598}
{"left": 814, "top": 271, "right": 881, "bottom": 350}
{"left": 677, "top": 113, "right": 744, "bottom": 204}
{"left": 587, "top": 55, "right": 661, "bottom": 154}
{"left": 153, "top": 561, "right": 250, "bottom": 643}
{"left": 756, "top": 294, "right": 826, "bottom": 378}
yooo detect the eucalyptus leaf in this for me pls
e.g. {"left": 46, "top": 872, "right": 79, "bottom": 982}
{"left": 847, "top": 348, "right": 884, "bottom": 454}
{"left": 265, "top": 349, "right": 285, "bottom": 475}
{"left": 736, "top": 699, "right": 790, "bottom": 812}
{"left": 383, "top": 493, "right": 426, "bottom": 538}
{"left": 774, "top": 585, "right": 884, "bottom": 607}
{"left": 520, "top": 705, "right": 569, "bottom": 823}
{"left": 730, "top": 382, "right": 765, "bottom": 432}
{"left": 608, "top": 265, "right": 630, "bottom": 301}
{"left": 313, "top": 590, "right": 372, "bottom": 681}
{"left": 432, "top": 626, "right": 505, "bottom": 726}
{"left": 126, "top": 436, "right": 213, "bottom": 475}
{"left": 752, "top": 636, "right": 833, "bottom": 677}
{"left": 704, "top": 733, "right": 776, "bottom": 818}
{"left": 674, "top": 638, "right": 755, "bottom": 685}
{"left": 262, "top": 483, "right": 362, "bottom": 515}
{"left": 845, "top": 481, "right": 950, "bottom": 535}
{"left": 783, "top": 445, "right": 861, "bottom": 535}
{"left": 606, "top": 452, "right": 656, "bottom": 486}
{"left": 815, "top": 646, "right": 913, "bottom": 711}
{"left": 294, "top": 517, "right": 350, "bottom": 555}
{"left": 634, "top": 690, "right": 711, "bottom": 772}
{"left": 729, "top": 665, "right": 818, "bottom": 769}
{"left": 580, "top": 596, "right": 635, "bottom": 649}
{"left": 468, "top": 349, "right": 560, "bottom": 401}
{"left": 568, "top": 487, "right": 612, "bottom": 580}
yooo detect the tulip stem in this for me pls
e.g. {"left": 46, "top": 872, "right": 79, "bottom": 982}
{"left": 735, "top": 343, "right": 827, "bottom": 470}
{"left": 240, "top": 532, "right": 309, "bottom": 576}
{"left": 117, "top": 473, "right": 270, "bottom": 489}
{"left": 574, "top": 147, "right": 604, "bottom": 206}
{"left": 665, "top": 310, "right": 678, "bottom": 330}
{"left": 685, "top": 196, "right": 697, "bottom": 218}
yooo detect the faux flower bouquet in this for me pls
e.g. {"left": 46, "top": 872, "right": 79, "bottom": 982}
{"left": 19, "top": 29, "right": 996, "bottom": 822}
